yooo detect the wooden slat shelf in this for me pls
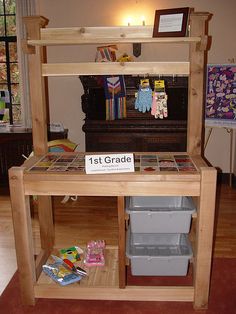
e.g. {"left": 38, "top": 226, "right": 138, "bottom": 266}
{"left": 28, "top": 37, "right": 201, "bottom": 46}
{"left": 42, "top": 62, "right": 190, "bottom": 77}
{"left": 24, "top": 25, "right": 202, "bottom": 46}
{"left": 35, "top": 246, "right": 194, "bottom": 301}
{"left": 37, "top": 247, "right": 119, "bottom": 287}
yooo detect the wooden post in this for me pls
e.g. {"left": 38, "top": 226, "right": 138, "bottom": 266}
{"left": 23, "top": 16, "right": 54, "bottom": 251}
{"left": 23, "top": 16, "right": 49, "bottom": 155}
{"left": 117, "top": 196, "right": 126, "bottom": 288}
{"left": 193, "top": 167, "right": 217, "bottom": 309}
{"left": 9, "top": 167, "right": 36, "bottom": 305}
{"left": 187, "top": 12, "right": 211, "bottom": 155}
{"left": 36, "top": 195, "right": 54, "bottom": 250}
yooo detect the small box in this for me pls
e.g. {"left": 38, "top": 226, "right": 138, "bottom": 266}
{"left": 126, "top": 196, "right": 196, "bottom": 233}
{"left": 126, "top": 228, "right": 193, "bottom": 276}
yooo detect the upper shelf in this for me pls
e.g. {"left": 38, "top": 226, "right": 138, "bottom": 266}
{"left": 27, "top": 25, "right": 201, "bottom": 46}
{"left": 42, "top": 62, "right": 189, "bottom": 76}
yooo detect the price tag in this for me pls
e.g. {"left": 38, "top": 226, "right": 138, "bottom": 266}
{"left": 85, "top": 153, "right": 134, "bottom": 174}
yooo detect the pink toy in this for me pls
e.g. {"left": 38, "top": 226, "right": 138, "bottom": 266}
{"left": 84, "top": 240, "right": 105, "bottom": 267}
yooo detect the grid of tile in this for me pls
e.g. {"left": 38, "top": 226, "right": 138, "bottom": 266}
{"left": 27, "top": 153, "right": 197, "bottom": 173}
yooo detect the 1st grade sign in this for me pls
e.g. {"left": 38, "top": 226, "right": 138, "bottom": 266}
{"left": 85, "top": 153, "right": 134, "bottom": 174}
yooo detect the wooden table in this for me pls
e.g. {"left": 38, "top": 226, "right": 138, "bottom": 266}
{"left": 9, "top": 152, "right": 217, "bottom": 309}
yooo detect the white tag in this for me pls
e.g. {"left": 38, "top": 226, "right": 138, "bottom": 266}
{"left": 49, "top": 122, "right": 64, "bottom": 132}
{"left": 85, "top": 153, "right": 134, "bottom": 174}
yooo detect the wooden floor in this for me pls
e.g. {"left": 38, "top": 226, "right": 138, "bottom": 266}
{"left": 0, "top": 182, "right": 235, "bottom": 295}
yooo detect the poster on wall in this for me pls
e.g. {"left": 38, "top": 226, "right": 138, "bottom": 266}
{"left": 205, "top": 64, "right": 236, "bottom": 128}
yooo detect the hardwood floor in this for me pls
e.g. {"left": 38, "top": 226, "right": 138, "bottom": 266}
{"left": 213, "top": 183, "right": 236, "bottom": 257}
{"left": 0, "top": 182, "right": 235, "bottom": 295}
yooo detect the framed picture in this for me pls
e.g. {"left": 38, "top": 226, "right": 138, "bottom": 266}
{"left": 205, "top": 64, "right": 236, "bottom": 128}
{"left": 153, "top": 7, "right": 190, "bottom": 37}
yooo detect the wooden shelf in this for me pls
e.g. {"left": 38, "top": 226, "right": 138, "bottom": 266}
{"left": 37, "top": 247, "right": 119, "bottom": 288}
{"left": 28, "top": 36, "right": 201, "bottom": 46}
{"left": 35, "top": 246, "right": 195, "bottom": 301}
{"left": 42, "top": 62, "right": 189, "bottom": 77}
{"left": 25, "top": 25, "right": 201, "bottom": 46}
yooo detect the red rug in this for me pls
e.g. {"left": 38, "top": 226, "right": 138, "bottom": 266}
{"left": 0, "top": 258, "right": 235, "bottom": 314}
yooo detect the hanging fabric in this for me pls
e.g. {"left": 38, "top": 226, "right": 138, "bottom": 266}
{"left": 95, "top": 45, "right": 117, "bottom": 62}
{"left": 103, "top": 75, "right": 126, "bottom": 120}
{"left": 135, "top": 79, "right": 152, "bottom": 113}
{"left": 151, "top": 80, "right": 168, "bottom": 119}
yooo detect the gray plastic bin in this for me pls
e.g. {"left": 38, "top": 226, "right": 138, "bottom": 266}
{"left": 126, "top": 228, "right": 193, "bottom": 276}
{"left": 126, "top": 196, "right": 196, "bottom": 233}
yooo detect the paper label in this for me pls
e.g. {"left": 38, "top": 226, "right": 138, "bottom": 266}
{"left": 85, "top": 153, "right": 134, "bottom": 174}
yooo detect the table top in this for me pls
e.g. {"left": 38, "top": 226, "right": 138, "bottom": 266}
{"left": 15, "top": 152, "right": 211, "bottom": 196}
{"left": 26, "top": 152, "right": 198, "bottom": 174}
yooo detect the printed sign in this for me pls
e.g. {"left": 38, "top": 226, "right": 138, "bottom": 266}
{"left": 85, "top": 153, "right": 134, "bottom": 174}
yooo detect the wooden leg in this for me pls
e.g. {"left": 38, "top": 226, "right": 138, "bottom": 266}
{"left": 193, "top": 167, "right": 217, "bottom": 309}
{"left": 37, "top": 195, "right": 54, "bottom": 250}
{"left": 9, "top": 167, "right": 36, "bottom": 305}
{"left": 117, "top": 196, "right": 126, "bottom": 288}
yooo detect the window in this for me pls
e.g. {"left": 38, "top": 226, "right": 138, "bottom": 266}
{"left": 0, "top": 0, "right": 20, "bottom": 125}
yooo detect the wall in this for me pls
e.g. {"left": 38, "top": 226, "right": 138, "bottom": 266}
{"left": 35, "top": 0, "right": 236, "bottom": 173}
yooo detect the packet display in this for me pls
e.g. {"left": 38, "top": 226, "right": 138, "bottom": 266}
{"left": 42, "top": 262, "right": 82, "bottom": 286}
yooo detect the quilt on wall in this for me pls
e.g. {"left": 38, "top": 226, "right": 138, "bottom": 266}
{"left": 205, "top": 64, "right": 236, "bottom": 127}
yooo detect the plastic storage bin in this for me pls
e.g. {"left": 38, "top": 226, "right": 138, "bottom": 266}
{"left": 125, "top": 196, "right": 196, "bottom": 233}
{"left": 126, "top": 228, "right": 193, "bottom": 276}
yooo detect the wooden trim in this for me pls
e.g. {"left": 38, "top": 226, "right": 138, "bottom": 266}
{"left": 117, "top": 196, "right": 126, "bottom": 288}
{"left": 23, "top": 172, "right": 201, "bottom": 183}
{"left": 28, "top": 36, "right": 201, "bottom": 46}
{"left": 23, "top": 24, "right": 202, "bottom": 46}
{"left": 23, "top": 17, "right": 54, "bottom": 266}
{"left": 23, "top": 16, "right": 49, "bottom": 30}
{"left": 35, "top": 249, "right": 51, "bottom": 280}
{"left": 23, "top": 17, "right": 48, "bottom": 155}
{"left": 193, "top": 167, "right": 217, "bottom": 309}
{"left": 187, "top": 13, "right": 210, "bottom": 155}
{"left": 42, "top": 62, "right": 190, "bottom": 77}
{"left": 23, "top": 180, "right": 201, "bottom": 197}
{"left": 8, "top": 167, "right": 36, "bottom": 305}
{"left": 34, "top": 285, "right": 194, "bottom": 301}
{"left": 37, "top": 196, "right": 54, "bottom": 251}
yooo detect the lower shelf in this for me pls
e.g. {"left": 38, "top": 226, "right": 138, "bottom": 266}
{"left": 34, "top": 247, "right": 194, "bottom": 301}
{"left": 34, "top": 284, "right": 194, "bottom": 301}
{"left": 37, "top": 247, "right": 119, "bottom": 288}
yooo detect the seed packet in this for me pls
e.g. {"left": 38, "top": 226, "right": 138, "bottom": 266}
{"left": 60, "top": 246, "right": 83, "bottom": 262}
{"left": 42, "top": 262, "right": 82, "bottom": 286}
{"left": 84, "top": 240, "right": 105, "bottom": 267}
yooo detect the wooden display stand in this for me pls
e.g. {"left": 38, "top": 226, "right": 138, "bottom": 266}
{"left": 9, "top": 11, "right": 217, "bottom": 309}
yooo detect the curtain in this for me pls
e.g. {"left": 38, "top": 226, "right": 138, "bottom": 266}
{"left": 15, "top": 0, "right": 38, "bottom": 127}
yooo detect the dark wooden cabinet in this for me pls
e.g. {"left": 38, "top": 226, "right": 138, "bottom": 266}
{"left": 80, "top": 75, "right": 188, "bottom": 152}
{"left": 0, "top": 127, "right": 68, "bottom": 186}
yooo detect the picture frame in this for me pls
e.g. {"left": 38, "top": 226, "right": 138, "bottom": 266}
{"left": 153, "top": 7, "right": 190, "bottom": 37}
